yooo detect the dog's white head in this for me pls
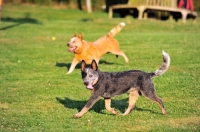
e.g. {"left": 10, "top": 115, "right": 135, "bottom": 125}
{"left": 67, "top": 34, "right": 83, "bottom": 53}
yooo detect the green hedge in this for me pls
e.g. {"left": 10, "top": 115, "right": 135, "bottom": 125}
{"left": 4, "top": 0, "right": 106, "bottom": 11}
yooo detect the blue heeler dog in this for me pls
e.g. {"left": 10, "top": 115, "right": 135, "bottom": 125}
{"left": 74, "top": 51, "right": 170, "bottom": 118}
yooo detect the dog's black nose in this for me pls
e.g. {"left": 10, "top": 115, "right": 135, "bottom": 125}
{"left": 67, "top": 43, "right": 69, "bottom": 47}
{"left": 84, "top": 82, "right": 88, "bottom": 86}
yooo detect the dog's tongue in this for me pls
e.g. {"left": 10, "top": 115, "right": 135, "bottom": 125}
{"left": 68, "top": 47, "right": 76, "bottom": 52}
{"left": 86, "top": 84, "right": 94, "bottom": 90}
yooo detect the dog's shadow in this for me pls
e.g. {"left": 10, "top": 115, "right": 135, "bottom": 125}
{"left": 56, "top": 97, "right": 159, "bottom": 115}
{"left": 56, "top": 97, "right": 105, "bottom": 114}
{"left": 55, "top": 60, "right": 115, "bottom": 70}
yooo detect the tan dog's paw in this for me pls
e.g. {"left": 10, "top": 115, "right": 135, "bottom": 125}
{"left": 125, "top": 57, "right": 129, "bottom": 63}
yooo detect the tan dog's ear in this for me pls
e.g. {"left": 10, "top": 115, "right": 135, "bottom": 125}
{"left": 81, "top": 60, "right": 86, "bottom": 71}
{"left": 91, "top": 60, "right": 98, "bottom": 71}
{"left": 78, "top": 33, "right": 83, "bottom": 40}
{"left": 73, "top": 33, "right": 76, "bottom": 37}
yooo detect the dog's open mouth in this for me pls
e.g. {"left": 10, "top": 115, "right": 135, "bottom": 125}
{"left": 68, "top": 46, "right": 77, "bottom": 52}
{"left": 86, "top": 84, "right": 94, "bottom": 90}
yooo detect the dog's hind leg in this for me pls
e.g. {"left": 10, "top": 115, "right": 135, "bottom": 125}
{"left": 110, "top": 50, "right": 129, "bottom": 63}
{"left": 142, "top": 90, "right": 167, "bottom": 115}
{"left": 122, "top": 90, "right": 139, "bottom": 115}
{"left": 104, "top": 98, "right": 118, "bottom": 115}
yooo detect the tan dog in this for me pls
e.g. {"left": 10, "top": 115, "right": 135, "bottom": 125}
{"left": 66, "top": 22, "right": 129, "bottom": 74}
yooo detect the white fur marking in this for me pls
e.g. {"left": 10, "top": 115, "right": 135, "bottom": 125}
{"left": 70, "top": 37, "right": 76, "bottom": 43}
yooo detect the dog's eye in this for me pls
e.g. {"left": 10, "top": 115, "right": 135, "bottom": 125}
{"left": 89, "top": 75, "right": 93, "bottom": 78}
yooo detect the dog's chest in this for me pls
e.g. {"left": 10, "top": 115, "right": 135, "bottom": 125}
{"left": 75, "top": 49, "right": 99, "bottom": 63}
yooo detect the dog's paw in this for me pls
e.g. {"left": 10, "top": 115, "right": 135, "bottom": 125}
{"left": 121, "top": 111, "right": 130, "bottom": 116}
{"left": 162, "top": 109, "right": 167, "bottom": 115}
{"left": 66, "top": 70, "right": 73, "bottom": 74}
{"left": 111, "top": 109, "right": 118, "bottom": 115}
{"left": 121, "top": 113, "right": 128, "bottom": 116}
{"left": 66, "top": 72, "right": 71, "bottom": 75}
{"left": 125, "top": 58, "right": 129, "bottom": 63}
{"left": 74, "top": 113, "right": 82, "bottom": 118}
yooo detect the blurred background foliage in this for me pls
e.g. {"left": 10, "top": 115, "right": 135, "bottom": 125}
{"left": 3, "top": 0, "right": 105, "bottom": 11}
{"left": 3, "top": 0, "right": 200, "bottom": 13}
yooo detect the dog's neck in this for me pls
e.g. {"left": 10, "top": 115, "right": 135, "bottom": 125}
{"left": 74, "top": 40, "right": 89, "bottom": 54}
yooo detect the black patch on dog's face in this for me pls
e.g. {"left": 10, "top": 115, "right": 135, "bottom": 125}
{"left": 81, "top": 71, "right": 87, "bottom": 79}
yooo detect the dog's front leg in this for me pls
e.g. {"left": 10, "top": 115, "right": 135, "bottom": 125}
{"left": 104, "top": 98, "right": 118, "bottom": 115}
{"left": 74, "top": 95, "right": 100, "bottom": 118}
{"left": 67, "top": 58, "right": 79, "bottom": 74}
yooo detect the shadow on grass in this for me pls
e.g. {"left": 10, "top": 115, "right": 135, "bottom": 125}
{"left": 0, "top": 13, "right": 42, "bottom": 30}
{"left": 55, "top": 59, "right": 116, "bottom": 70}
{"left": 80, "top": 18, "right": 93, "bottom": 22}
{"left": 56, "top": 97, "right": 160, "bottom": 115}
{"left": 56, "top": 97, "right": 105, "bottom": 114}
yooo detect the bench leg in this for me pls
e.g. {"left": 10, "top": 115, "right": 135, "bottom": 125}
{"left": 180, "top": 11, "right": 187, "bottom": 23}
{"left": 169, "top": 14, "right": 173, "bottom": 22}
{"left": 137, "top": 6, "right": 146, "bottom": 20}
{"left": 108, "top": 7, "right": 113, "bottom": 18}
{"left": 144, "top": 12, "right": 148, "bottom": 20}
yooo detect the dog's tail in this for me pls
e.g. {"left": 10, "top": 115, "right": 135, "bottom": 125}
{"left": 107, "top": 22, "right": 125, "bottom": 37}
{"left": 150, "top": 51, "right": 170, "bottom": 78}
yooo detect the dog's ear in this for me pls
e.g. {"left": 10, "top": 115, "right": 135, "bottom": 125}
{"left": 81, "top": 60, "right": 86, "bottom": 71}
{"left": 73, "top": 33, "right": 76, "bottom": 37}
{"left": 78, "top": 33, "right": 83, "bottom": 40}
{"left": 91, "top": 60, "right": 98, "bottom": 71}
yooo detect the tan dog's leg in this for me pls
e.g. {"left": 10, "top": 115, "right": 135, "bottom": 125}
{"left": 119, "top": 51, "right": 129, "bottom": 63}
{"left": 104, "top": 98, "right": 118, "bottom": 114}
{"left": 122, "top": 90, "right": 139, "bottom": 115}
{"left": 111, "top": 50, "right": 129, "bottom": 63}
{"left": 67, "top": 58, "right": 79, "bottom": 74}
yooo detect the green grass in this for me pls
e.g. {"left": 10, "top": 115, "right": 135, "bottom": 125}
{"left": 0, "top": 4, "right": 200, "bottom": 132}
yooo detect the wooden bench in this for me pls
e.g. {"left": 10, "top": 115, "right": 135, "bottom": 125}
{"left": 108, "top": 0, "right": 198, "bottom": 23}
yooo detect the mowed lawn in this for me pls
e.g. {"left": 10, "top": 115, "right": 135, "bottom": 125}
{"left": 0, "top": 4, "right": 199, "bottom": 131}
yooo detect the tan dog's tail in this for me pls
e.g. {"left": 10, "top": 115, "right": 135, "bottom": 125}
{"left": 107, "top": 22, "right": 125, "bottom": 37}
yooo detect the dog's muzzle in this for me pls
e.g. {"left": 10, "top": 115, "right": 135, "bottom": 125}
{"left": 84, "top": 82, "right": 88, "bottom": 86}
{"left": 84, "top": 82, "right": 94, "bottom": 90}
